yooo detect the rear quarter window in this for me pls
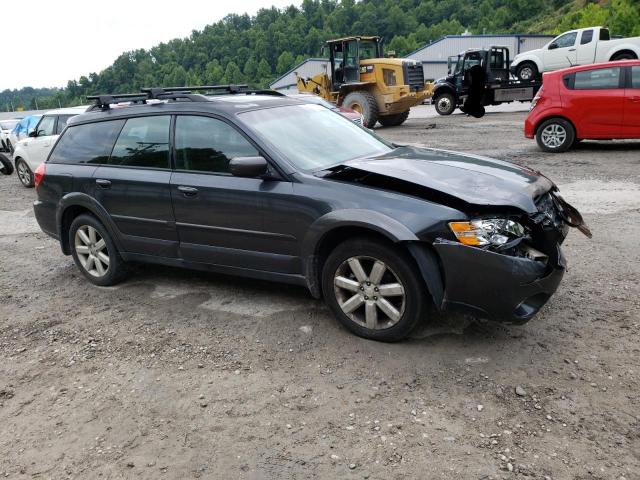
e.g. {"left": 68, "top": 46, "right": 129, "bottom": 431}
{"left": 48, "top": 120, "right": 124, "bottom": 164}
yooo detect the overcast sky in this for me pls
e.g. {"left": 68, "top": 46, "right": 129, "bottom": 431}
{"left": 2, "top": 0, "right": 299, "bottom": 91}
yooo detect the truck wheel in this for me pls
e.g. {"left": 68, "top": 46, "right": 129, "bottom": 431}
{"left": 343, "top": 91, "right": 379, "bottom": 128}
{"left": 536, "top": 118, "right": 575, "bottom": 153}
{"left": 610, "top": 52, "right": 636, "bottom": 61}
{"left": 378, "top": 110, "right": 410, "bottom": 127}
{"left": 434, "top": 93, "right": 455, "bottom": 115}
{"left": 516, "top": 62, "right": 539, "bottom": 81}
{"left": 322, "top": 237, "right": 426, "bottom": 342}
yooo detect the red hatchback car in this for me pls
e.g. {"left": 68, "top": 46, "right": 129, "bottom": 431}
{"left": 525, "top": 60, "right": 640, "bottom": 152}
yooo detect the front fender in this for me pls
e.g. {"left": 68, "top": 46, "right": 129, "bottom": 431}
{"left": 433, "top": 82, "right": 456, "bottom": 99}
{"left": 512, "top": 52, "right": 544, "bottom": 72}
{"left": 301, "top": 209, "right": 419, "bottom": 297}
{"left": 56, "top": 192, "right": 124, "bottom": 255}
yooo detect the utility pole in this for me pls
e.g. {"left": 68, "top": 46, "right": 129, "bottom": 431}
{"left": 35, "top": 97, "right": 39, "bottom": 110}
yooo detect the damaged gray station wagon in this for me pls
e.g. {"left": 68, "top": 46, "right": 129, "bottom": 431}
{"left": 33, "top": 86, "right": 591, "bottom": 342}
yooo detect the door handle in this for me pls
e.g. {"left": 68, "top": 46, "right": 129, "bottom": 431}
{"left": 95, "top": 179, "right": 111, "bottom": 189}
{"left": 177, "top": 185, "right": 198, "bottom": 197}
{"left": 568, "top": 48, "right": 576, "bottom": 51}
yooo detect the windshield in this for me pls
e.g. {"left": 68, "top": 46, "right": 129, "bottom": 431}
{"left": 0, "top": 120, "right": 19, "bottom": 130}
{"left": 240, "top": 104, "right": 393, "bottom": 171}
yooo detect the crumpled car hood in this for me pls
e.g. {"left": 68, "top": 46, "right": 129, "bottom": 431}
{"left": 338, "top": 146, "right": 554, "bottom": 213}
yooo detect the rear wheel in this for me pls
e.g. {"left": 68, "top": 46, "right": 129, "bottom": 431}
{"left": 15, "top": 158, "right": 34, "bottom": 187}
{"left": 378, "top": 110, "right": 410, "bottom": 127}
{"left": 322, "top": 237, "right": 427, "bottom": 342}
{"left": 343, "top": 91, "right": 379, "bottom": 128}
{"left": 516, "top": 62, "right": 539, "bottom": 81}
{"left": 536, "top": 118, "right": 575, "bottom": 153}
{"left": 69, "top": 214, "right": 128, "bottom": 286}
{"left": 434, "top": 93, "right": 455, "bottom": 115}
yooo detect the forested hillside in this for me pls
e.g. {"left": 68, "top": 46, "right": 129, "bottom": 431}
{"left": 2, "top": 0, "right": 639, "bottom": 111}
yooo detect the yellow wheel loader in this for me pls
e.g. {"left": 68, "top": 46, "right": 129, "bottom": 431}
{"left": 296, "top": 36, "right": 430, "bottom": 128}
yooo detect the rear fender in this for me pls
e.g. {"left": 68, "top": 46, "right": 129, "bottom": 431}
{"left": 56, "top": 192, "right": 124, "bottom": 255}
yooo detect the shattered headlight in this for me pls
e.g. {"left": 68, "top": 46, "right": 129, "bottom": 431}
{"left": 449, "top": 219, "right": 525, "bottom": 247}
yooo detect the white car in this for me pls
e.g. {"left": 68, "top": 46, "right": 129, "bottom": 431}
{"left": 13, "top": 106, "right": 88, "bottom": 187}
{"left": 0, "top": 119, "right": 20, "bottom": 152}
{"left": 8, "top": 115, "right": 41, "bottom": 154}
{"left": 511, "top": 26, "right": 640, "bottom": 80}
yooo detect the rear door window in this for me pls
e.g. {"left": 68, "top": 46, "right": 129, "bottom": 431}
{"left": 48, "top": 120, "right": 125, "bottom": 164}
{"left": 108, "top": 116, "right": 170, "bottom": 169}
{"left": 631, "top": 66, "right": 640, "bottom": 88}
{"left": 174, "top": 115, "right": 258, "bottom": 174}
{"left": 580, "top": 29, "right": 593, "bottom": 45}
{"left": 573, "top": 67, "right": 622, "bottom": 89}
{"left": 36, "top": 116, "right": 56, "bottom": 137}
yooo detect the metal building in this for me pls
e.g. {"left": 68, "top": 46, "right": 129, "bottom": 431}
{"left": 269, "top": 58, "right": 329, "bottom": 92}
{"left": 407, "top": 34, "right": 555, "bottom": 81}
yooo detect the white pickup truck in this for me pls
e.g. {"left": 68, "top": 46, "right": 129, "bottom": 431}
{"left": 510, "top": 26, "right": 640, "bottom": 80}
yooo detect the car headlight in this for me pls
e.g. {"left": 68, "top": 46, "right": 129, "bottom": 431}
{"left": 449, "top": 219, "right": 525, "bottom": 246}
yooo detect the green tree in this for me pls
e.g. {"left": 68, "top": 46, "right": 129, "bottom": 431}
{"left": 276, "top": 51, "right": 295, "bottom": 75}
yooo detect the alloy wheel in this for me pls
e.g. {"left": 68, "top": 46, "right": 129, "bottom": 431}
{"left": 74, "top": 225, "right": 110, "bottom": 277}
{"left": 437, "top": 96, "right": 451, "bottom": 112}
{"left": 17, "top": 161, "right": 31, "bottom": 186}
{"left": 541, "top": 124, "right": 567, "bottom": 149}
{"left": 520, "top": 67, "right": 533, "bottom": 80}
{"left": 333, "top": 256, "right": 406, "bottom": 330}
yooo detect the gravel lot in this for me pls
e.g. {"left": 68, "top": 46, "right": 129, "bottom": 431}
{"left": 1, "top": 106, "right": 639, "bottom": 479}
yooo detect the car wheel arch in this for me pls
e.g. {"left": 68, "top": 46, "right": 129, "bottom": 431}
{"left": 57, "top": 193, "right": 124, "bottom": 255}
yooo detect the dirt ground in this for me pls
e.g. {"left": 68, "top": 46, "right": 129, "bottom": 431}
{"left": 1, "top": 107, "right": 639, "bottom": 480}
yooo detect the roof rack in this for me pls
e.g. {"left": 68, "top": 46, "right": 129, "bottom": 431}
{"left": 87, "top": 84, "right": 284, "bottom": 110}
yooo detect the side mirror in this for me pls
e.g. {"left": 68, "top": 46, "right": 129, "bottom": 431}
{"left": 548, "top": 43, "right": 558, "bottom": 50}
{"left": 28, "top": 130, "right": 38, "bottom": 138}
{"left": 229, "top": 156, "right": 268, "bottom": 178}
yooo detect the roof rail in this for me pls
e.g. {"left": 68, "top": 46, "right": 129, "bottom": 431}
{"left": 87, "top": 84, "right": 284, "bottom": 110}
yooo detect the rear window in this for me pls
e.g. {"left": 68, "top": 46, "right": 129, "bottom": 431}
{"left": 48, "top": 120, "right": 124, "bottom": 164}
{"left": 564, "top": 67, "right": 623, "bottom": 90}
{"left": 108, "top": 116, "right": 170, "bottom": 169}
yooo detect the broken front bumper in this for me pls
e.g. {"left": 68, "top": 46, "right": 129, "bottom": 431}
{"left": 433, "top": 239, "right": 566, "bottom": 324}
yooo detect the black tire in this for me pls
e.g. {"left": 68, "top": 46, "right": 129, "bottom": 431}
{"left": 378, "top": 110, "right": 410, "bottom": 127}
{"left": 342, "top": 91, "right": 379, "bottom": 128}
{"left": 69, "top": 213, "right": 128, "bottom": 287}
{"left": 434, "top": 93, "right": 456, "bottom": 115}
{"left": 611, "top": 52, "right": 636, "bottom": 61}
{"left": 322, "top": 237, "right": 427, "bottom": 342}
{"left": 7, "top": 139, "right": 13, "bottom": 155}
{"left": 535, "top": 118, "right": 575, "bottom": 153}
{"left": 0, "top": 153, "right": 13, "bottom": 175}
{"left": 516, "top": 62, "right": 539, "bottom": 81}
{"left": 15, "top": 158, "right": 34, "bottom": 187}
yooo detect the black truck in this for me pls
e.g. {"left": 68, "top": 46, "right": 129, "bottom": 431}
{"left": 432, "top": 46, "right": 542, "bottom": 117}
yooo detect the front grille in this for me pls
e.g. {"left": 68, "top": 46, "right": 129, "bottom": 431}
{"left": 404, "top": 63, "right": 424, "bottom": 91}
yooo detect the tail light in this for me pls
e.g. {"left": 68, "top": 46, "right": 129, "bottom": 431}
{"left": 530, "top": 86, "right": 544, "bottom": 111}
{"left": 34, "top": 163, "right": 46, "bottom": 190}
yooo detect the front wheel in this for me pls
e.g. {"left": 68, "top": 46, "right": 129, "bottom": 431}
{"left": 342, "top": 91, "right": 379, "bottom": 128}
{"left": 69, "top": 214, "right": 128, "bottom": 286}
{"left": 378, "top": 110, "right": 410, "bottom": 127}
{"left": 15, "top": 159, "right": 34, "bottom": 187}
{"left": 434, "top": 93, "right": 455, "bottom": 115}
{"left": 536, "top": 118, "right": 575, "bottom": 153}
{"left": 322, "top": 237, "right": 427, "bottom": 342}
{"left": 516, "top": 62, "right": 539, "bottom": 81}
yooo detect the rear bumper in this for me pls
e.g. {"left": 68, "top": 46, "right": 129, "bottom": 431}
{"left": 33, "top": 200, "right": 59, "bottom": 240}
{"left": 433, "top": 239, "right": 565, "bottom": 324}
{"left": 524, "top": 115, "right": 536, "bottom": 139}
